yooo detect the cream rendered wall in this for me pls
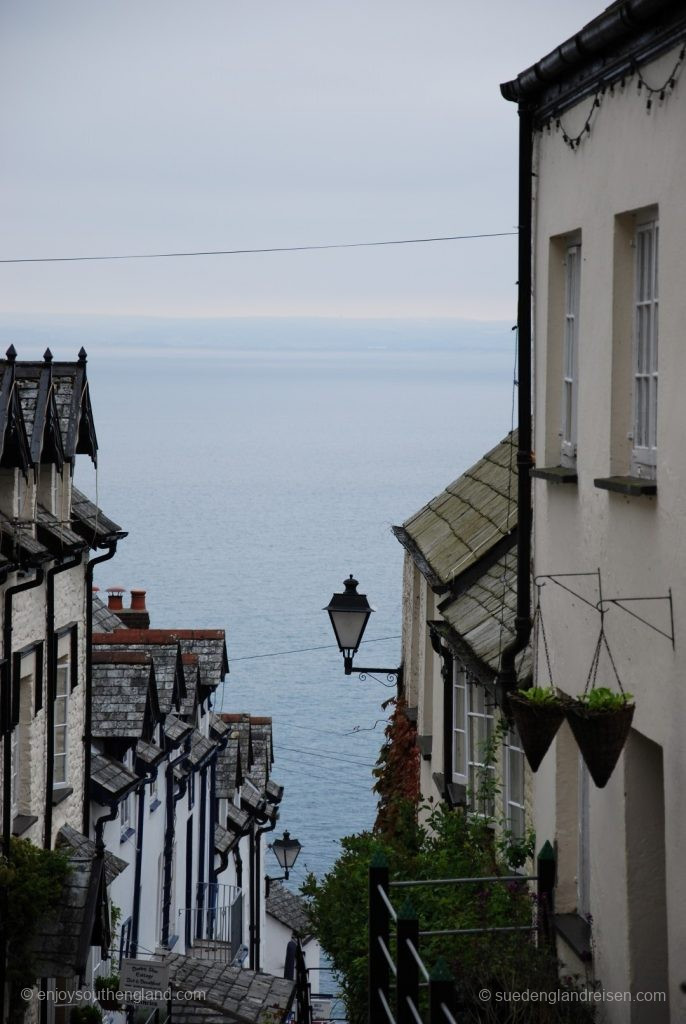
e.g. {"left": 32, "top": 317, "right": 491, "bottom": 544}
{"left": 531, "top": 44, "right": 686, "bottom": 1021}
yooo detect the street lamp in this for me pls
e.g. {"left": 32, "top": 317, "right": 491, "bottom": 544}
{"left": 266, "top": 830, "right": 302, "bottom": 896}
{"left": 324, "top": 575, "right": 401, "bottom": 682}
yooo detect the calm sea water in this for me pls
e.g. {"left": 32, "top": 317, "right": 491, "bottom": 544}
{"left": 70, "top": 333, "right": 514, "bottom": 886}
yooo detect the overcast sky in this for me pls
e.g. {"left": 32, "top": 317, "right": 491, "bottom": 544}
{"left": 1, "top": 1, "right": 603, "bottom": 323}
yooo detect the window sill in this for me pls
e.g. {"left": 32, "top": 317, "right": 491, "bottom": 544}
{"left": 594, "top": 475, "right": 656, "bottom": 497}
{"left": 555, "top": 913, "right": 592, "bottom": 963}
{"left": 12, "top": 814, "right": 38, "bottom": 836}
{"left": 149, "top": 798, "right": 162, "bottom": 813}
{"left": 120, "top": 826, "right": 136, "bottom": 844}
{"left": 52, "top": 786, "right": 73, "bottom": 806}
{"left": 530, "top": 466, "right": 578, "bottom": 484}
{"left": 417, "top": 734, "right": 433, "bottom": 760}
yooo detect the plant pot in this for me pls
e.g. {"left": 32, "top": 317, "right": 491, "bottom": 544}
{"left": 566, "top": 701, "right": 635, "bottom": 788}
{"left": 507, "top": 692, "right": 566, "bottom": 772}
{"left": 96, "top": 995, "right": 121, "bottom": 1013}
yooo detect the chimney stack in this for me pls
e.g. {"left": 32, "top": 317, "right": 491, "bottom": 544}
{"left": 106, "top": 586, "right": 125, "bottom": 611}
{"left": 114, "top": 588, "right": 151, "bottom": 629}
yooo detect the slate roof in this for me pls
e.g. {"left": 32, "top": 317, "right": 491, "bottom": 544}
{"left": 165, "top": 713, "right": 193, "bottom": 746}
{"left": 221, "top": 715, "right": 253, "bottom": 772}
{"left": 216, "top": 737, "right": 242, "bottom": 799}
{"left": 162, "top": 953, "right": 295, "bottom": 1024}
{"left": 210, "top": 714, "right": 230, "bottom": 740}
{"left": 31, "top": 853, "right": 108, "bottom": 980}
{"left": 92, "top": 593, "right": 126, "bottom": 633}
{"left": 175, "top": 632, "right": 229, "bottom": 690}
{"left": 265, "top": 778, "right": 284, "bottom": 804}
{"left": 393, "top": 430, "right": 517, "bottom": 590}
{"left": 93, "top": 632, "right": 184, "bottom": 717}
{"left": 0, "top": 509, "right": 52, "bottom": 567}
{"left": 91, "top": 652, "right": 160, "bottom": 740}
{"left": 180, "top": 654, "right": 200, "bottom": 717}
{"left": 266, "top": 882, "right": 313, "bottom": 941}
{"left": 36, "top": 502, "right": 87, "bottom": 555}
{"left": 71, "top": 485, "right": 125, "bottom": 547}
{"left": 226, "top": 802, "right": 251, "bottom": 835}
{"left": 91, "top": 753, "right": 140, "bottom": 802}
{"left": 136, "top": 738, "right": 166, "bottom": 768}
{"left": 55, "top": 823, "right": 128, "bottom": 887}
{"left": 214, "top": 824, "right": 233, "bottom": 856}
{"left": 187, "top": 730, "right": 216, "bottom": 769}
{"left": 434, "top": 539, "right": 531, "bottom": 684}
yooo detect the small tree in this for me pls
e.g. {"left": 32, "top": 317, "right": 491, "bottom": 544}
{"left": 0, "top": 838, "right": 72, "bottom": 1022}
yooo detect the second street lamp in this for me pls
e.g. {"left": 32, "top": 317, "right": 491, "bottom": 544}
{"left": 266, "top": 830, "right": 302, "bottom": 896}
{"left": 324, "top": 575, "right": 401, "bottom": 682}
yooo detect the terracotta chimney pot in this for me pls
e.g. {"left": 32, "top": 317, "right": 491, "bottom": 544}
{"left": 106, "top": 586, "right": 125, "bottom": 611}
{"left": 130, "top": 589, "right": 147, "bottom": 611}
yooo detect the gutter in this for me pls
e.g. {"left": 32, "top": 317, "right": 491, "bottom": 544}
{"left": 84, "top": 539, "right": 121, "bottom": 834}
{"left": 45, "top": 550, "right": 84, "bottom": 848}
{"left": 254, "top": 812, "right": 278, "bottom": 972}
{"left": 497, "top": 106, "right": 534, "bottom": 697}
{"left": 500, "top": 0, "right": 681, "bottom": 104}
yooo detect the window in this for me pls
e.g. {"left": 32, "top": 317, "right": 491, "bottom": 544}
{"left": 118, "top": 917, "right": 132, "bottom": 969}
{"left": 452, "top": 666, "right": 495, "bottom": 816}
{"left": 561, "top": 243, "right": 580, "bottom": 465}
{"left": 504, "top": 727, "right": 526, "bottom": 840}
{"left": 632, "top": 218, "right": 659, "bottom": 477}
{"left": 54, "top": 651, "right": 69, "bottom": 787}
{"left": 10, "top": 727, "right": 20, "bottom": 818}
{"left": 11, "top": 659, "right": 35, "bottom": 818}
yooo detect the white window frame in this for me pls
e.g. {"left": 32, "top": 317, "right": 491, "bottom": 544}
{"left": 120, "top": 750, "right": 134, "bottom": 834}
{"left": 631, "top": 217, "right": 659, "bottom": 478}
{"left": 53, "top": 649, "right": 70, "bottom": 788}
{"left": 10, "top": 726, "right": 20, "bottom": 819}
{"left": 503, "top": 727, "right": 526, "bottom": 840}
{"left": 561, "top": 242, "right": 580, "bottom": 466}
{"left": 451, "top": 666, "right": 495, "bottom": 817}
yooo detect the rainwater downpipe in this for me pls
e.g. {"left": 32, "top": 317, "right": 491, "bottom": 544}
{"left": 499, "top": 104, "right": 534, "bottom": 695}
{"left": 254, "top": 814, "right": 277, "bottom": 972}
{"left": 161, "top": 741, "right": 191, "bottom": 948}
{"left": 130, "top": 766, "right": 157, "bottom": 958}
{"left": 441, "top": 646, "right": 454, "bottom": 802}
{"left": 44, "top": 550, "right": 84, "bottom": 848}
{"left": 84, "top": 540, "right": 119, "bottom": 835}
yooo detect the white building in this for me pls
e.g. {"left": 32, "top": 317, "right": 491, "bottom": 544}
{"left": 502, "top": 2, "right": 686, "bottom": 1018}
{"left": 393, "top": 431, "right": 531, "bottom": 841}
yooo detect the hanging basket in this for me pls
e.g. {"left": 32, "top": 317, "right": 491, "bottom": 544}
{"left": 566, "top": 699, "right": 635, "bottom": 788}
{"left": 507, "top": 691, "right": 567, "bottom": 771}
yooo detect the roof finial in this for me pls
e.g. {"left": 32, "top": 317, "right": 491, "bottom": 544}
{"left": 6, "top": 344, "right": 16, "bottom": 364}
{"left": 43, "top": 347, "right": 53, "bottom": 365}
{"left": 78, "top": 347, "right": 87, "bottom": 364}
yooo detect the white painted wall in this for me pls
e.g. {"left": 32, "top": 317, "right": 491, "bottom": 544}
{"left": 531, "top": 42, "right": 686, "bottom": 1021}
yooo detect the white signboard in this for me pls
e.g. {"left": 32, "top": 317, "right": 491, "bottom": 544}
{"left": 120, "top": 959, "right": 170, "bottom": 1003}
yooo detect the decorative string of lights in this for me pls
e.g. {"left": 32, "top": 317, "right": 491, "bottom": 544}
{"left": 541, "top": 38, "right": 686, "bottom": 150}
{"left": 635, "top": 42, "right": 686, "bottom": 111}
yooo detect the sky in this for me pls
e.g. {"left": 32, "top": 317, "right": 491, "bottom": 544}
{"left": 0, "top": 1, "right": 604, "bottom": 326}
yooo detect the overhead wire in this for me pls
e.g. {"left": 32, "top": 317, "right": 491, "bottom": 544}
{"left": 229, "top": 634, "right": 400, "bottom": 663}
{"left": 0, "top": 231, "right": 518, "bottom": 266}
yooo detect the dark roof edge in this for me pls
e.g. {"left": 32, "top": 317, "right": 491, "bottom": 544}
{"left": 391, "top": 525, "right": 449, "bottom": 593}
{"left": 501, "top": 0, "right": 684, "bottom": 106}
{"left": 428, "top": 620, "right": 497, "bottom": 691}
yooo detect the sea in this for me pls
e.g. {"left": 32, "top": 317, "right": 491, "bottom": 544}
{"left": 2, "top": 315, "right": 516, "bottom": 888}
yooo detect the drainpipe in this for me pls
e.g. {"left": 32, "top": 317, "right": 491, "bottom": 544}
{"left": 254, "top": 813, "right": 277, "bottom": 972}
{"left": 84, "top": 540, "right": 119, "bottom": 835}
{"left": 234, "top": 845, "right": 243, "bottom": 889}
{"left": 3, "top": 564, "right": 44, "bottom": 853}
{"left": 161, "top": 741, "right": 191, "bottom": 947}
{"left": 499, "top": 104, "right": 534, "bottom": 696}
{"left": 44, "top": 550, "right": 84, "bottom": 849}
{"left": 94, "top": 803, "right": 120, "bottom": 854}
{"left": 441, "top": 646, "right": 454, "bottom": 804}
{"left": 130, "top": 765, "right": 157, "bottom": 958}
{"left": 196, "top": 765, "right": 208, "bottom": 939}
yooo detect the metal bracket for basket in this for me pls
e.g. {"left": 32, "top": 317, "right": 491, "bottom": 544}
{"left": 534, "top": 570, "right": 675, "bottom": 649}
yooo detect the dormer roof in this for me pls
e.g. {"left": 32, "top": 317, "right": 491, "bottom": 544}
{"left": 91, "top": 651, "right": 161, "bottom": 741}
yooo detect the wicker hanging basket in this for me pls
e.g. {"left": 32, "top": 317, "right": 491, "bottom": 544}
{"left": 566, "top": 700, "right": 635, "bottom": 788}
{"left": 566, "top": 623, "right": 635, "bottom": 788}
{"left": 507, "top": 691, "right": 566, "bottom": 772}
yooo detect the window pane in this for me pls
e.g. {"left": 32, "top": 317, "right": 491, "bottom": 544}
{"left": 56, "top": 664, "right": 69, "bottom": 696}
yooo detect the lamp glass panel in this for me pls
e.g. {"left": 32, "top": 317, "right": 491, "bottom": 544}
{"left": 330, "top": 610, "right": 369, "bottom": 652}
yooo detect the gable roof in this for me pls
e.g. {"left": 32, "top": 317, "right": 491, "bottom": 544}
{"left": 92, "top": 593, "right": 127, "bottom": 633}
{"left": 266, "top": 881, "right": 313, "bottom": 941}
{"left": 56, "top": 823, "right": 128, "bottom": 886}
{"left": 93, "top": 632, "right": 185, "bottom": 717}
{"left": 91, "top": 651, "right": 161, "bottom": 741}
{"left": 393, "top": 431, "right": 517, "bottom": 591}
{"left": 431, "top": 538, "right": 531, "bottom": 685}
{"left": 161, "top": 953, "right": 295, "bottom": 1024}
{"left": 71, "top": 486, "right": 125, "bottom": 548}
{"left": 90, "top": 753, "right": 140, "bottom": 803}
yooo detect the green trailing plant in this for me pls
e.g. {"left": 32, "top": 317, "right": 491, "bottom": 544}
{"left": 576, "top": 687, "right": 634, "bottom": 711}
{"left": 0, "top": 837, "right": 71, "bottom": 1023}
{"left": 516, "top": 686, "right": 563, "bottom": 706}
